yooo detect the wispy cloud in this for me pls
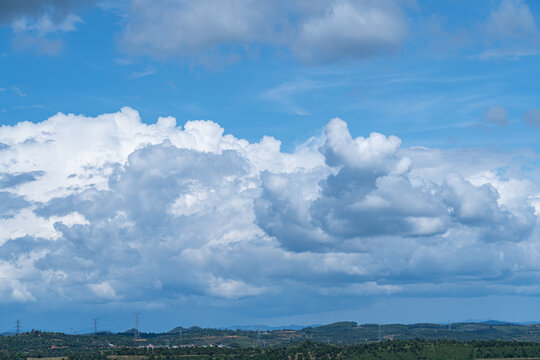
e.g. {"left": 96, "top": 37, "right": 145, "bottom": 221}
{"left": 477, "top": 48, "right": 539, "bottom": 60}
{"left": 114, "top": 57, "right": 133, "bottom": 66}
{"left": 166, "top": 81, "right": 179, "bottom": 92}
{"left": 476, "top": 0, "right": 540, "bottom": 60}
{"left": 13, "top": 104, "right": 44, "bottom": 110}
{"left": 12, "top": 86, "right": 26, "bottom": 97}
{"left": 260, "top": 79, "right": 341, "bottom": 115}
{"left": 127, "top": 66, "right": 156, "bottom": 80}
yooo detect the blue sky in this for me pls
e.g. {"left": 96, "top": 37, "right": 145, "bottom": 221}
{"left": 1, "top": 0, "right": 540, "bottom": 333}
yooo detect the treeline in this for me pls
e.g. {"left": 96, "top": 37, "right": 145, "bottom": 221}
{"left": 2, "top": 339, "right": 540, "bottom": 360}
{"left": 4, "top": 322, "right": 540, "bottom": 351}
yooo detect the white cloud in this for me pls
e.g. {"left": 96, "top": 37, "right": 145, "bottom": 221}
{"left": 127, "top": 66, "right": 156, "bottom": 80}
{"left": 88, "top": 281, "right": 118, "bottom": 300}
{"left": 206, "top": 276, "right": 267, "bottom": 299}
{"left": 524, "top": 109, "right": 540, "bottom": 128}
{"left": 0, "top": 278, "right": 35, "bottom": 303}
{"left": 0, "top": 107, "right": 539, "bottom": 312}
{"left": 482, "top": 105, "right": 508, "bottom": 126}
{"left": 321, "top": 117, "right": 404, "bottom": 170}
{"left": 257, "top": 118, "right": 537, "bottom": 252}
{"left": 119, "top": 0, "right": 408, "bottom": 64}
{"left": 259, "top": 79, "right": 330, "bottom": 116}
{"left": 0, "top": 1, "right": 91, "bottom": 25}
{"left": 2, "top": 0, "right": 91, "bottom": 55}
{"left": 12, "top": 86, "right": 26, "bottom": 97}
{"left": 319, "top": 282, "right": 402, "bottom": 296}
{"left": 292, "top": 0, "right": 407, "bottom": 63}
{"left": 479, "top": 0, "right": 540, "bottom": 59}
{"left": 12, "top": 13, "right": 82, "bottom": 35}
{"left": 484, "top": 0, "right": 538, "bottom": 41}
{"left": 120, "top": 0, "right": 278, "bottom": 58}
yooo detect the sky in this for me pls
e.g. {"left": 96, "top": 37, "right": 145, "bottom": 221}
{"left": 1, "top": 0, "right": 540, "bottom": 334}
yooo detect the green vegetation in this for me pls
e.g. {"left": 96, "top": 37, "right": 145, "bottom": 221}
{"left": 4, "top": 339, "right": 540, "bottom": 360}
{"left": 3, "top": 322, "right": 540, "bottom": 359}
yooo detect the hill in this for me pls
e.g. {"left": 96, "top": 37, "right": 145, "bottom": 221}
{"left": 3, "top": 321, "right": 540, "bottom": 352}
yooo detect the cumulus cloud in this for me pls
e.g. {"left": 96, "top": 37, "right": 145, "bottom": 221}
{"left": 292, "top": 0, "right": 406, "bottom": 63}
{"left": 1, "top": 0, "right": 93, "bottom": 55}
{"left": 484, "top": 0, "right": 538, "bottom": 41}
{"left": 482, "top": 105, "right": 509, "bottom": 126}
{"left": 0, "top": 1, "right": 87, "bottom": 25}
{"left": 120, "top": 0, "right": 279, "bottom": 58}
{"left": 524, "top": 109, "right": 540, "bottom": 128}
{"left": 119, "top": 0, "right": 408, "bottom": 64}
{"left": 479, "top": 0, "right": 540, "bottom": 59}
{"left": 88, "top": 281, "right": 117, "bottom": 300}
{"left": 0, "top": 107, "right": 539, "bottom": 316}
{"left": 257, "top": 118, "right": 536, "bottom": 252}
{"left": 11, "top": 12, "right": 82, "bottom": 34}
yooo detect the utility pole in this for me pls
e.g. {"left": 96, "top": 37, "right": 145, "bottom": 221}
{"left": 15, "top": 320, "right": 20, "bottom": 335}
{"left": 92, "top": 318, "right": 98, "bottom": 334}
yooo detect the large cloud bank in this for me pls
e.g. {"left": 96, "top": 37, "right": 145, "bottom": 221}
{"left": 4, "top": 0, "right": 538, "bottom": 62}
{"left": 120, "top": 0, "right": 407, "bottom": 64}
{"left": 1, "top": 108, "right": 540, "bottom": 309}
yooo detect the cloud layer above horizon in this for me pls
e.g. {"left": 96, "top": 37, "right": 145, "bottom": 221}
{"left": 4, "top": 0, "right": 539, "bottom": 62}
{"left": 1, "top": 108, "right": 540, "bottom": 314}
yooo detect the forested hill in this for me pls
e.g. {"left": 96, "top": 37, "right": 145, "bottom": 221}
{"left": 4, "top": 339, "right": 540, "bottom": 360}
{"left": 2, "top": 321, "right": 540, "bottom": 352}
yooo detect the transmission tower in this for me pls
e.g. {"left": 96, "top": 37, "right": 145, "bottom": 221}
{"left": 134, "top": 312, "right": 140, "bottom": 339}
{"left": 15, "top": 320, "right": 20, "bottom": 335}
{"left": 378, "top": 324, "right": 382, "bottom": 342}
{"left": 92, "top": 318, "right": 98, "bottom": 334}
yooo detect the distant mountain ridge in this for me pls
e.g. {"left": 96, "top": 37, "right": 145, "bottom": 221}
{"left": 132, "top": 320, "right": 539, "bottom": 336}
{"left": 217, "top": 324, "right": 316, "bottom": 331}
